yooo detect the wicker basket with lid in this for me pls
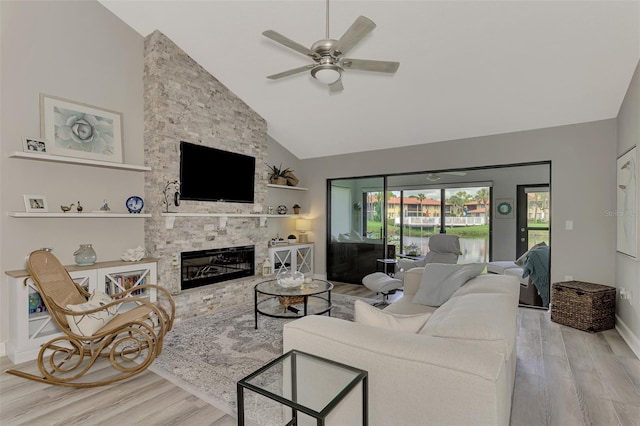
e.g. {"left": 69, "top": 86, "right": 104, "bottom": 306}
{"left": 551, "top": 281, "right": 616, "bottom": 332}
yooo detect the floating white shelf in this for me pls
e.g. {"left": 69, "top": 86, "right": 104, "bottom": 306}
{"left": 159, "top": 213, "right": 303, "bottom": 218}
{"left": 160, "top": 212, "right": 305, "bottom": 229}
{"left": 9, "top": 151, "right": 151, "bottom": 172}
{"left": 267, "top": 184, "right": 308, "bottom": 191}
{"left": 9, "top": 212, "right": 151, "bottom": 218}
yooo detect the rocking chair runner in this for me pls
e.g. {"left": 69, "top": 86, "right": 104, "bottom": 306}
{"left": 5, "top": 250, "right": 175, "bottom": 388}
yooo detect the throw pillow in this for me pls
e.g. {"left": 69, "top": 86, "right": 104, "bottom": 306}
{"left": 412, "top": 262, "right": 487, "bottom": 307}
{"left": 66, "top": 290, "right": 118, "bottom": 336}
{"left": 514, "top": 241, "right": 547, "bottom": 266}
{"left": 354, "top": 300, "right": 432, "bottom": 333}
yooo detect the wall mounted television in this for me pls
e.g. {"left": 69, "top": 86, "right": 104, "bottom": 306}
{"left": 180, "top": 141, "right": 255, "bottom": 203}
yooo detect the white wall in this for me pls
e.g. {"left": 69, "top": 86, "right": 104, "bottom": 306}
{"left": 616, "top": 60, "right": 640, "bottom": 357}
{"left": 0, "top": 1, "right": 144, "bottom": 353}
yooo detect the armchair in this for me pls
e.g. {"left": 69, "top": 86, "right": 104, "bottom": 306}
{"left": 394, "top": 234, "right": 462, "bottom": 281}
{"left": 362, "top": 234, "right": 462, "bottom": 306}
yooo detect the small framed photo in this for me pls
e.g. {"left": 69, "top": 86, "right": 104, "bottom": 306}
{"left": 23, "top": 194, "right": 49, "bottom": 213}
{"left": 22, "top": 137, "right": 48, "bottom": 153}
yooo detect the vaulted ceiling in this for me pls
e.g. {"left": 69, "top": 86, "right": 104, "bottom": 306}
{"left": 100, "top": 0, "right": 640, "bottom": 159}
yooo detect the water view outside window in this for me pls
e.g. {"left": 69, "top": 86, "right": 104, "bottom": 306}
{"left": 366, "top": 186, "right": 491, "bottom": 263}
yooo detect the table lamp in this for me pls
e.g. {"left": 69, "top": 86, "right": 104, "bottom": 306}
{"left": 296, "top": 219, "right": 311, "bottom": 243}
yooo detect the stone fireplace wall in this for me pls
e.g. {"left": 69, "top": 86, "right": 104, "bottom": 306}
{"left": 144, "top": 30, "right": 269, "bottom": 320}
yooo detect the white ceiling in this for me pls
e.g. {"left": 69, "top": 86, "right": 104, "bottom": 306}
{"left": 99, "top": 0, "right": 639, "bottom": 159}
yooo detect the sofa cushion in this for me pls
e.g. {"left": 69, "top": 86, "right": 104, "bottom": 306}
{"left": 412, "top": 262, "right": 486, "bottom": 307}
{"left": 504, "top": 267, "right": 528, "bottom": 285}
{"left": 354, "top": 300, "right": 432, "bottom": 333}
{"left": 486, "top": 261, "right": 519, "bottom": 275}
{"left": 451, "top": 273, "right": 520, "bottom": 301}
{"left": 420, "top": 293, "right": 517, "bottom": 356}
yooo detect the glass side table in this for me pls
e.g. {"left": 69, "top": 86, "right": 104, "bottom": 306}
{"left": 237, "top": 349, "right": 368, "bottom": 426}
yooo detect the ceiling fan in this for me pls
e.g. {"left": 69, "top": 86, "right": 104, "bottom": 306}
{"left": 262, "top": 0, "right": 399, "bottom": 93}
{"left": 426, "top": 171, "right": 467, "bottom": 182}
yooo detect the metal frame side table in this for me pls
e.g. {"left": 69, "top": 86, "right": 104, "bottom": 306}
{"left": 237, "top": 349, "right": 368, "bottom": 426}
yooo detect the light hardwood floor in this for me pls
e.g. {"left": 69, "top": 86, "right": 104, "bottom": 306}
{"left": 1, "top": 283, "right": 638, "bottom": 425}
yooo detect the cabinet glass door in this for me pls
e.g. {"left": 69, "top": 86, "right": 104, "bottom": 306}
{"left": 27, "top": 273, "right": 91, "bottom": 341}
{"left": 296, "top": 246, "right": 312, "bottom": 275}
{"left": 101, "top": 266, "right": 155, "bottom": 312}
{"left": 272, "top": 248, "right": 293, "bottom": 275}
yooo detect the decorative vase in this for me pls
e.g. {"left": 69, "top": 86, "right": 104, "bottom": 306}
{"left": 74, "top": 244, "right": 97, "bottom": 266}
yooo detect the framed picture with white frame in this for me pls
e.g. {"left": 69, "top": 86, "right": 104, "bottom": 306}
{"left": 40, "top": 93, "right": 123, "bottom": 163}
{"left": 23, "top": 194, "right": 49, "bottom": 213}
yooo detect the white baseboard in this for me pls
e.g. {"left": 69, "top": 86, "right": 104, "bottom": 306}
{"left": 0, "top": 341, "right": 5, "bottom": 359}
{"left": 615, "top": 315, "right": 640, "bottom": 359}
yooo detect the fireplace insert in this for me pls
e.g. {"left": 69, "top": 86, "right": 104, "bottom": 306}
{"left": 181, "top": 245, "right": 255, "bottom": 290}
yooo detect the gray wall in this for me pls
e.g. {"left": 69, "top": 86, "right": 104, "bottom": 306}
{"left": 0, "top": 1, "right": 144, "bottom": 353}
{"left": 616, "top": 60, "right": 640, "bottom": 355}
{"left": 301, "top": 119, "right": 616, "bottom": 286}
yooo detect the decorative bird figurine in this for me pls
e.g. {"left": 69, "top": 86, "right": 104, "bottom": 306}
{"left": 76, "top": 201, "right": 83, "bottom": 212}
{"left": 60, "top": 203, "right": 75, "bottom": 213}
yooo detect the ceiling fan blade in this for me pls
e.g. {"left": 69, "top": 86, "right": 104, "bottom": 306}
{"left": 329, "top": 79, "right": 344, "bottom": 93}
{"left": 267, "top": 64, "right": 315, "bottom": 80}
{"left": 333, "top": 16, "right": 376, "bottom": 56}
{"left": 343, "top": 58, "right": 400, "bottom": 73}
{"left": 262, "top": 30, "right": 320, "bottom": 59}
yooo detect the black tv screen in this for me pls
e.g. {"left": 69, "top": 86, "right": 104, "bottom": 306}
{"left": 180, "top": 141, "right": 255, "bottom": 203}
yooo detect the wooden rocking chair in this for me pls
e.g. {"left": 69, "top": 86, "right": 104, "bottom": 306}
{"left": 5, "top": 249, "right": 175, "bottom": 388}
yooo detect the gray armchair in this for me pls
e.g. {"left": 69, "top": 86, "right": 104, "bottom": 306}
{"left": 362, "top": 234, "right": 462, "bottom": 306}
{"left": 395, "top": 234, "right": 462, "bottom": 281}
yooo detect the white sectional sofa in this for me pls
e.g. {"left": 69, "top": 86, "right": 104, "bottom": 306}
{"left": 283, "top": 267, "right": 520, "bottom": 426}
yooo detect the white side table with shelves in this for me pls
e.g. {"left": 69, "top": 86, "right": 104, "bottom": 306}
{"left": 268, "top": 243, "right": 313, "bottom": 277}
{"left": 5, "top": 258, "right": 158, "bottom": 363}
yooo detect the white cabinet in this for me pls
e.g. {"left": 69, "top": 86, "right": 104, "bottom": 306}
{"left": 268, "top": 244, "right": 313, "bottom": 276}
{"left": 5, "top": 259, "right": 157, "bottom": 363}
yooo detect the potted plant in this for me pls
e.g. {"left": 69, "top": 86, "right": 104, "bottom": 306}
{"left": 287, "top": 234, "right": 297, "bottom": 244}
{"left": 268, "top": 164, "right": 291, "bottom": 185}
{"left": 284, "top": 170, "right": 299, "bottom": 187}
{"left": 292, "top": 204, "right": 301, "bottom": 214}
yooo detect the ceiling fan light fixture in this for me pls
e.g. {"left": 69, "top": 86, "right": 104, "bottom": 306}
{"left": 311, "top": 64, "right": 342, "bottom": 84}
